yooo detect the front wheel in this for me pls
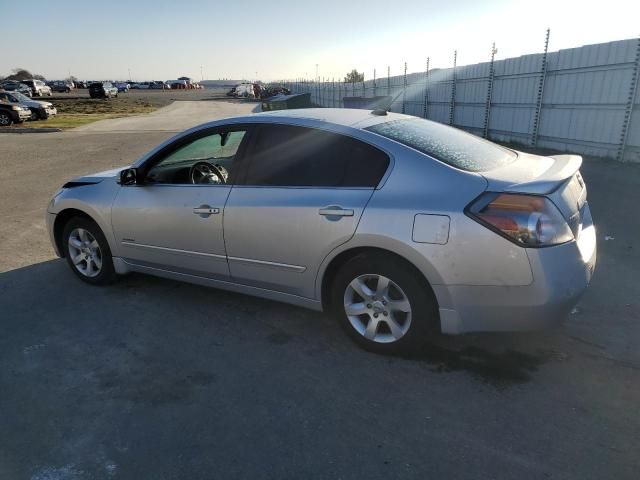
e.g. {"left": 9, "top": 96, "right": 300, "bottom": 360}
{"left": 0, "top": 111, "right": 14, "bottom": 126}
{"left": 62, "top": 217, "right": 117, "bottom": 285}
{"left": 330, "top": 253, "right": 439, "bottom": 354}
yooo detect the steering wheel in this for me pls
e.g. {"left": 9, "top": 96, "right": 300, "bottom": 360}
{"left": 189, "top": 161, "right": 228, "bottom": 185}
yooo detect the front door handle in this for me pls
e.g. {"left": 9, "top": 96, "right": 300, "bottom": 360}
{"left": 318, "top": 206, "right": 354, "bottom": 217}
{"left": 193, "top": 205, "right": 220, "bottom": 217}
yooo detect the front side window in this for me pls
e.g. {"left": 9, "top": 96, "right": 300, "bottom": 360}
{"left": 146, "top": 130, "right": 247, "bottom": 185}
{"left": 243, "top": 124, "right": 389, "bottom": 187}
{"left": 366, "top": 118, "right": 516, "bottom": 172}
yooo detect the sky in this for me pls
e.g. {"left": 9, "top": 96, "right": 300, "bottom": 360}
{"left": 1, "top": 0, "right": 638, "bottom": 82}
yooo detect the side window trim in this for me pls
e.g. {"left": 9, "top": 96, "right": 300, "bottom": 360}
{"left": 139, "top": 124, "right": 255, "bottom": 185}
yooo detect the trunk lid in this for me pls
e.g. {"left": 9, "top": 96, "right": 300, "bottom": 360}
{"left": 481, "top": 151, "right": 587, "bottom": 237}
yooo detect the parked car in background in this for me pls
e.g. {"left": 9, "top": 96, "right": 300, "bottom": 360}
{"left": 168, "top": 80, "right": 188, "bottom": 89}
{"left": 227, "top": 83, "right": 258, "bottom": 98}
{"left": 89, "top": 81, "right": 118, "bottom": 98}
{"left": 0, "top": 99, "right": 31, "bottom": 125}
{"left": 51, "top": 81, "right": 74, "bottom": 93}
{"left": 45, "top": 109, "right": 596, "bottom": 353}
{"left": 0, "top": 90, "right": 57, "bottom": 120}
{"left": 0, "top": 81, "right": 33, "bottom": 97}
{"left": 115, "top": 82, "right": 130, "bottom": 92}
{"left": 148, "top": 81, "right": 165, "bottom": 89}
{"left": 130, "top": 82, "right": 149, "bottom": 89}
{"left": 75, "top": 80, "right": 88, "bottom": 89}
{"left": 22, "top": 79, "right": 52, "bottom": 97}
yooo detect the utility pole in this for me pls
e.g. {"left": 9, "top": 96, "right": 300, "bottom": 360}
{"left": 315, "top": 64, "right": 319, "bottom": 82}
{"left": 200, "top": 65, "right": 204, "bottom": 82}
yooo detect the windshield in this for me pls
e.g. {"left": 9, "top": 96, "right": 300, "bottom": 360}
{"left": 366, "top": 117, "right": 517, "bottom": 172}
{"left": 10, "top": 92, "right": 31, "bottom": 103}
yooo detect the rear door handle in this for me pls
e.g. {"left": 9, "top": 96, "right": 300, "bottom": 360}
{"left": 193, "top": 205, "right": 220, "bottom": 217}
{"left": 318, "top": 207, "right": 354, "bottom": 217}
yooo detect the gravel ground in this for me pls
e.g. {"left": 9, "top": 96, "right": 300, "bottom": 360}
{"left": 0, "top": 102, "right": 639, "bottom": 480}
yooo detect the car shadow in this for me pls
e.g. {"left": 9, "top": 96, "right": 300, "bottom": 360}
{"left": 0, "top": 259, "right": 564, "bottom": 388}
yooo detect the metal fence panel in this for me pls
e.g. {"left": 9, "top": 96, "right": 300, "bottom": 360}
{"left": 281, "top": 37, "right": 640, "bottom": 162}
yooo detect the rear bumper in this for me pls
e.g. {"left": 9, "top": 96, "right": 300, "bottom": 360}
{"left": 437, "top": 210, "right": 597, "bottom": 334}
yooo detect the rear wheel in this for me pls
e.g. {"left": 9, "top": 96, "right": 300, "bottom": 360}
{"left": 330, "top": 253, "right": 439, "bottom": 354}
{"left": 62, "top": 217, "right": 117, "bottom": 285}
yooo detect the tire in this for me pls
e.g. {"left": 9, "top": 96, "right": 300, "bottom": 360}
{"left": 62, "top": 217, "right": 117, "bottom": 285}
{"left": 0, "top": 111, "right": 14, "bottom": 126}
{"left": 330, "top": 253, "right": 439, "bottom": 354}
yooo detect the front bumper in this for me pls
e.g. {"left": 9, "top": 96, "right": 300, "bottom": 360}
{"left": 437, "top": 205, "right": 597, "bottom": 334}
{"left": 46, "top": 211, "right": 61, "bottom": 257}
{"left": 17, "top": 109, "right": 31, "bottom": 121}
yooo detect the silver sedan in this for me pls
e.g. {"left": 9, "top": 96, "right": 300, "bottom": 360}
{"left": 46, "top": 109, "right": 597, "bottom": 353}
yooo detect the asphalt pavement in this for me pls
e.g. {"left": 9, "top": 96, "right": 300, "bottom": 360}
{"left": 0, "top": 99, "right": 639, "bottom": 480}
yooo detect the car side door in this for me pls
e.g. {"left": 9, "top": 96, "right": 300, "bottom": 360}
{"left": 111, "top": 125, "right": 252, "bottom": 280}
{"left": 223, "top": 123, "right": 390, "bottom": 299}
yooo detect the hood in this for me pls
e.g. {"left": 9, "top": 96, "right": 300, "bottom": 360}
{"left": 25, "top": 99, "right": 52, "bottom": 108}
{"left": 65, "top": 166, "right": 129, "bottom": 186}
{"left": 480, "top": 151, "right": 582, "bottom": 195}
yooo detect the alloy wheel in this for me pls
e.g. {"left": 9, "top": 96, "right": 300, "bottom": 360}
{"left": 68, "top": 228, "right": 103, "bottom": 278}
{"left": 343, "top": 274, "right": 412, "bottom": 343}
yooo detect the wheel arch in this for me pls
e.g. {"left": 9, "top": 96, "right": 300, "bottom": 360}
{"left": 53, "top": 208, "right": 99, "bottom": 258}
{"left": 318, "top": 243, "right": 442, "bottom": 317}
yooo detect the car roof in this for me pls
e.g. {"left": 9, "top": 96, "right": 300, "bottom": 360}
{"left": 248, "top": 108, "right": 411, "bottom": 129}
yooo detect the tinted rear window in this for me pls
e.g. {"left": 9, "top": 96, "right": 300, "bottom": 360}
{"left": 365, "top": 118, "right": 516, "bottom": 172}
{"left": 244, "top": 125, "right": 389, "bottom": 187}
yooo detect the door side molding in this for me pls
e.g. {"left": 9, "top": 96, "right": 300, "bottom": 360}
{"left": 227, "top": 255, "right": 306, "bottom": 273}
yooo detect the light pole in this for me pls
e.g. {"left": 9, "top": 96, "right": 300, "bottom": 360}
{"left": 200, "top": 65, "right": 203, "bottom": 82}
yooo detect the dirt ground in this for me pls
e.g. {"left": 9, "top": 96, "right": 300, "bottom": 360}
{"left": 11, "top": 88, "right": 236, "bottom": 129}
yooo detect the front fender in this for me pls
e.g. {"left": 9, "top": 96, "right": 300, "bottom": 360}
{"left": 48, "top": 179, "right": 121, "bottom": 257}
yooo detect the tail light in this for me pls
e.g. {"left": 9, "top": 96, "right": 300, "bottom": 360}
{"left": 466, "top": 193, "right": 574, "bottom": 247}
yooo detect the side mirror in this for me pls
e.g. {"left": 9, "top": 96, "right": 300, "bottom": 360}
{"left": 119, "top": 168, "right": 138, "bottom": 186}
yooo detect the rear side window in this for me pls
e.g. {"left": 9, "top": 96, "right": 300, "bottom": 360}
{"left": 366, "top": 118, "right": 516, "bottom": 172}
{"left": 244, "top": 125, "right": 389, "bottom": 187}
